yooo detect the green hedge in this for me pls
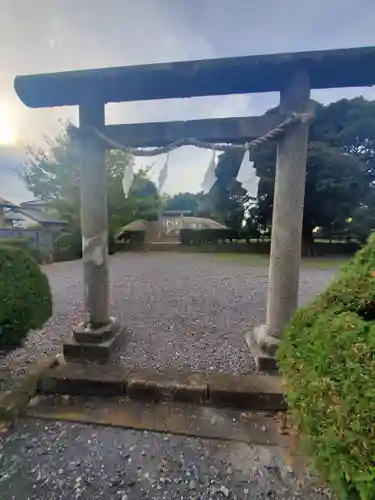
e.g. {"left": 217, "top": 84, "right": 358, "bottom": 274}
{"left": 180, "top": 228, "right": 240, "bottom": 245}
{"left": 118, "top": 230, "right": 146, "bottom": 246}
{"left": 0, "top": 237, "right": 42, "bottom": 263}
{"left": 0, "top": 246, "right": 52, "bottom": 347}
{"left": 55, "top": 229, "right": 82, "bottom": 261}
{"left": 277, "top": 233, "right": 375, "bottom": 499}
{"left": 55, "top": 229, "right": 117, "bottom": 261}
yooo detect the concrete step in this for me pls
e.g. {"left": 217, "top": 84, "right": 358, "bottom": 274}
{"left": 37, "top": 362, "right": 286, "bottom": 412}
{"left": 25, "top": 394, "right": 290, "bottom": 447}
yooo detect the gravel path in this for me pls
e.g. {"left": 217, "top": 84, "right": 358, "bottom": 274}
{"left": 0, "top": 419, "right": 334, "bottom": 500}
{"left": 0, "top": 253, "right": 336, "bottom": 379}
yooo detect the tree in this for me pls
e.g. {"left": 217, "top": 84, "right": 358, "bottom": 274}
{"left": 21, "top": 127, "right": 160, "bottom": 232}
{"left": 164, "top": 192, "right": 201, "bottom": 213}
{"left": 252, "top": 98, "right": 374, "bottom": 254}
{"left": 345, "top": 189, "right": 375, "bottom": 244}
{"left": 203, "top": 149, "right": 249, "bottom": 231}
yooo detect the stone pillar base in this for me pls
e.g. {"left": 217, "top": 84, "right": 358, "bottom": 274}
{"left": 63, "top": 318, "right": 122, "bottom": 362}
{"left": 245, "top": 324, "right": 280, "bottom": 373}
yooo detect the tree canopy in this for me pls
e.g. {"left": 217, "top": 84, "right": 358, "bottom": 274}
{"left": 202, "top": 149, "right": 249, "bottom": 231}
{"left": 22, "top": 128, "right": 160, "bottom": 231}
{"left": 251, "top": 97, "right": 375, "bottom": 252}
{"left": 20, "top": 97, "right": 375, "bottom": 251}
{"left": 163, "top": 192, "right": 202, "bottom": 213}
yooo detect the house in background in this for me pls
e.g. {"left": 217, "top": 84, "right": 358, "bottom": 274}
{"left": 0, "top": 197, "right": 18, "bottom": 228}
{"left": 0, "top": 197, "right": 68, "bottom": 262}
{"left": 3, "top": 199, "right": 68, "bottom": 231}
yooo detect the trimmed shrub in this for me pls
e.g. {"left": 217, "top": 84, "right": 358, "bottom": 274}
{"left": 55, "top": 228, "right": 118, "bottom": 261}
{"left": 0, "top": 237, "right": 30, "bottom": 250}
{"left": 55, "top": 229, "right": 82, "bottom": 261}
{"left": 0, "top": 237, "right": 42, "bottom": 263}
{"left": 277, "top": 233, "right": 375, "bottom": 499}
{"left": 0, "top": 246, "right": 52, "bottom": 347}
{"left": 108, "top": 228, "right": 117, "bottom": 255}
{"left": 118, "top": 230, "right": 146, "bottom": 246}
{"left": 180, "top": 228, "right": 240, "bottom": 245}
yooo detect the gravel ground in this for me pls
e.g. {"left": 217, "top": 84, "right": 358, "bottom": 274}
{"left": 0, "top": 253, "right": 336, "bottom": 379}
{"left": 0, "top": 418, "right": 335, "bottom": 500}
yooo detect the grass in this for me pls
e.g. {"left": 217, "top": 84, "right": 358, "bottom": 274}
{"left": 212, "top": 253, "right": 349, "bottom": 270}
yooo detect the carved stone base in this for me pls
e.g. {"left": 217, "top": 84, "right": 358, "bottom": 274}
{"left": 245, "top": 324, "right": 280, "bottom": 373}
{"left": 63, "top": 319, "right": 122, "bottom": 361}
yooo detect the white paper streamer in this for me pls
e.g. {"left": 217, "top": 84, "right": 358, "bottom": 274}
{"left": 237, "top": 152, "right": 260, "bottom": 198}
{"left": 122, "top": 162, "right": 134, "bottom": 198}
{"left": 201, "top": 151, "right": 217, "bottom": 194}
{"left": 158, "top": 153, "right": 169, "bottom": 193}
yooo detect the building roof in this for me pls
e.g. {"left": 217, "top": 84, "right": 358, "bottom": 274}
{"left": 5, "top": 207, "right": 67, "bottom": 226}
{"left": 0, "top": 197, "right": 18, "bottom": 208}
{"left": 118, "top": 220, "right": 149, "bottom": 233}
{"left": 20, "top": 200, "right": 48, "bottom": 207}
{"left": 14, "top": 46, "right": 375, "bottom": 109}
{"left": 163, "top": 210, "right": 192, "bottom": 215}
{"left": 177, "top": 217, "right": 228, "bottom": 229}
{"left": 4, "top": 211, "right": 24, "bottom": 222}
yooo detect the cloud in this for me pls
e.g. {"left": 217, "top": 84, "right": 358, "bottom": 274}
{"left": 1, "top": 0, "right": 375, "bottom": 199}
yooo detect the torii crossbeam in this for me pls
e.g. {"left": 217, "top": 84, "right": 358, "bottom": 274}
{"left": 15, "top": 46, "right": 375, "bottom": 370}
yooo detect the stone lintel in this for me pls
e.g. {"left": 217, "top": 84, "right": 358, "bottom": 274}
{"left": 104, "top": 114, "right": 281, "bottom": 149}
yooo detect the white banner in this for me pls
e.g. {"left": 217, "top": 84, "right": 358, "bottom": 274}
{"left": 122, "top": 162, "right": 135, "bottom": 198}
{"left": 237, "top": 151, "right": 260, "bottom": 198}
{"left": 158, "top": 153, "right": 169, "bottom": 193}
{"left": 201, "top": 151, "right": 217, "bottom": 194}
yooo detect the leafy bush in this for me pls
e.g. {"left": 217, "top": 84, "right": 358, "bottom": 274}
{"left": 55, "top": 228, "right": 118, "bottom": 261}
{"left": 180, "top": 228, "right": 240, "bottom": 245}
{"left": 0, "top": 237, "right": 42, "bottom": 263}
{"left": 0, "top": 237, "right": 30, "bottom": 250}
{"left": 55, "top": 229, "right": 82, "bottom": 261}
{"left": 277, "top": 233, "right": 375, "bottom": 499}
{"left": 0, "top": 246, "right": 52, "bottom": 347}
{"left": 118, "top": 230, "right": 146, "bottom": 246}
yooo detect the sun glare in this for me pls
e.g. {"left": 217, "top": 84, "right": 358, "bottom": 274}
{"left": 0, "top": 106, "right": 16, "bottom": 145}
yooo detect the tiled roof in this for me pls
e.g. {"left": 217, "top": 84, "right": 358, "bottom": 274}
{"left": 0, "top": 197, "right": 18, "bottom": 207}
{"left": 8, "top": 207, "right": 67, "bottom": 225}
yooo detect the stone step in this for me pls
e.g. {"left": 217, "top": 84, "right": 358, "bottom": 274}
{"left": 37, "top": 362, "right": 286, "bottom": 411}
{"left": 26, "top": 394, "right": 290, "bottom": 447}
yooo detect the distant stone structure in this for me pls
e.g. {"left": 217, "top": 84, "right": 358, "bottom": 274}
{"left": 117, "top": 212, "right": 227, "bottom": 243}
{"left": 158, "top": 210, "right": 227, "bottom": 240}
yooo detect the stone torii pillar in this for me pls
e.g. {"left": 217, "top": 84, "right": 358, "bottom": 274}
{"left": 246, "top": 70, "right": 311, "bottom": 371}
{"left": 63, "top": 98, "right": 120, "bottom": 360}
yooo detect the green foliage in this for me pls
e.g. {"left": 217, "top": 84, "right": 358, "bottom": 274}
{"left": 180, "top": 228, "right": 240, "bottom": 245}
{"left": 242, "top": 211, "right": 263, "bottom": 242}
{"left": 22, "top": 125, "right": 160, "bottom": 258}
{"left": 278, "top": 233, "right": 375, "bottom": 499}
{"left": 55, "top": 228, "right": 118, "bottom": 262}
{"left": 55, "top": 229, "right": 82, "bottom": 262}
{"left": 118, "top": 230, "right": 146, "bottom": 246}
{"left": 164, "top": 192, "right": 202, "bottom": 213}
{"left": 0, "top": 246, "right": 52, "bottom": 347}
{"left": 345, "top": 190, "right": 375, "bottom": 244}
{"left": 0, "top": 237, "right": 42, "bottom": 263}
{"left": 203, "top": 150, "right": 249, "bottom": 231}
{"left": 0, "top": 237, "right": 31, "bottom": 250}
{"left": 253, "top": 98, "right": 375, "bottom": 251}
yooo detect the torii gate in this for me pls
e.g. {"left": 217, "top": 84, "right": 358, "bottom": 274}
{"left": 14, "top": 46, "right": 375, "bottom": 371}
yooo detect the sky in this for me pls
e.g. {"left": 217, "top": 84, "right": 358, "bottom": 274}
{"left": 1, "top": 0, "right": 375, "bottom": 202}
